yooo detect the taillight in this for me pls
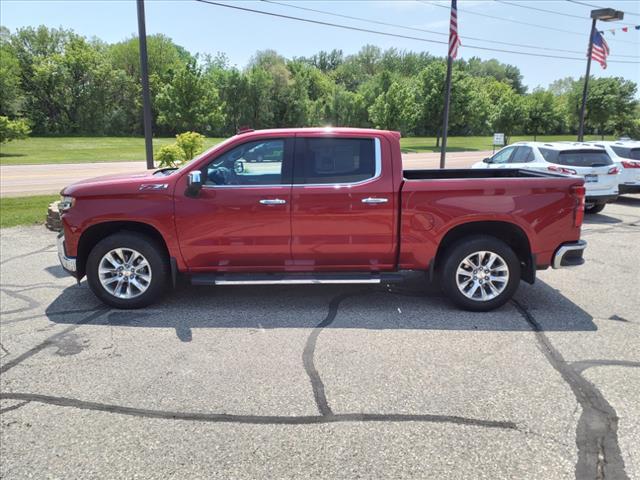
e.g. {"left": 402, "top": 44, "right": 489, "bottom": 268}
{"left": 548, "top": 165, "right": 577, "bottom": 175}
{"left": 621, "top": 161, "right": 640, "bottom": 169}
{"left": 571, "top": 185, "right": 585, "bottom": 228}
{"left": 608, "top": 166, "right": 620, "bottom": 175}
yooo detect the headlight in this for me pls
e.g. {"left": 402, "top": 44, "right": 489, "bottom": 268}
{"left": 59, "top": 196, "right": 75, "bottom": 213}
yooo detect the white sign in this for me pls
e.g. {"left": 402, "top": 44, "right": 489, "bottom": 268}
{"left": 493, "top": 133, "right": 505, "bottom": 146}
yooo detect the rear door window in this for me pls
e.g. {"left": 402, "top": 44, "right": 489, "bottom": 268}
{"left": 294, "top": 137, "right": 377, "bottom": 184}
{"left": 510, "top": 146, "right": 535, "bottom": 163}
{"left": 611, "top": 146, "right": 640, "bottom": 160}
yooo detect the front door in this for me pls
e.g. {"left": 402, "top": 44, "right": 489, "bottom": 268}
{"left": 174, "top": 137, "right": 294, "bottom": 271}
{"left": 290, "top": 135, "right": 396, "bottom": 271}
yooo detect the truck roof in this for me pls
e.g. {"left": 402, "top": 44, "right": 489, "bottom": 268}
{"left": 234, "top": 127, "right": 401, "bottom": 138}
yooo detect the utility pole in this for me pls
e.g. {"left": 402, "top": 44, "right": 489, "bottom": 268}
{"left": 577, "top": 18, "right": 596, "bottom": 143}
{"left": 137, "top": 0, "right": 154, "bottom": 169}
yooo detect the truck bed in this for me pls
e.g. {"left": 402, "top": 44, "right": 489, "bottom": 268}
{"left": 403, "top": 168, "right": 559, "bottom": 180}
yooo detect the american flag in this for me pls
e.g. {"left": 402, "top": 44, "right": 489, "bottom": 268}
{"left": 590, "top": 30, "right": 610, "bottom": 69}
{"left": 448, "top": 0, "right": 462, "bottom": 59}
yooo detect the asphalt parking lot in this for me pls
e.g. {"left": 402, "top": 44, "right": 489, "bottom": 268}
{"left": 1, "top": 196, "right": 639, "bottom": 479}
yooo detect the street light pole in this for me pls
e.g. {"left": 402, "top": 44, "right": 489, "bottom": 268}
{"left": 137, "top": 0, "right": 154, "bottom": 169}
{"left": 577, "top": 18, "right": 596, "bottom": 142}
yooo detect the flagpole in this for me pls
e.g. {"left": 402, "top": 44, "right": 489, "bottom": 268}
{"left": 440, "top": 54, "right": 453, "bottom": 169}
{"left": 577, "top": 18, "right": 597, "bottom": 142}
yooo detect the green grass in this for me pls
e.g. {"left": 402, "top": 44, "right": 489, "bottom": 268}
{"left": 0, "top": 134, "right": 616, "bottom": 165}
{"left": 0, "top": 195, "right": 58, "bottom": 228}
{"left": 0, "top": 137, "right": 224, "bottom": 165}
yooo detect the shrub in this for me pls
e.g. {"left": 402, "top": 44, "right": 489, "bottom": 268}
{"left": 0, "top": 116, "right": 31, "bottom": 144}
{"left": 176, "top": 131, "right": 205, "bottom": 161}
{"left": 155, "top": 144, "right": 184, "bottom": 168}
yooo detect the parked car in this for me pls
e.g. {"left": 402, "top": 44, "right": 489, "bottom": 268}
{"left": 584, "top": 140, "right": 640, "bottom": 194}
{"left": 472, "top": 142, "right": 618, "bottom": 214}
{"left": 57, "top": 128, "right": 587, "bottom": 312}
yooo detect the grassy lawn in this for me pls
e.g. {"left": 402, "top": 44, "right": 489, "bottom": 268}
{"left": 0, "top": 137, "right": 224, "bottom": 165}
{"left": 0, "top": 134, "right": 615, "bottom": 165}
{"left": 0, "top": 194, "right": 58, "bottom": 228}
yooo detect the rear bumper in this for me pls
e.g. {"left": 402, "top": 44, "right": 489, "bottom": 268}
{"left": 585, "top": 194, "right": 618, "bottom": 204}
{"left": 552, "top": 240, "right": 587, "bottom": 269}
{"left": 619, "top": 184, "right": 640, "bottom": 194}
{"left": 57, "top": 233, "right": 77, "bottom": 276}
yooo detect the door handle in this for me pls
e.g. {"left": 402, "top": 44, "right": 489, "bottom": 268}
{"left": 259, "top": 198, "right": 287, "bottom": 205}
{"left": 362, "top": 197, "right": 389, "bottom": 204}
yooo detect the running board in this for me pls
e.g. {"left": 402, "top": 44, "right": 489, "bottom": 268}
{"left": 190, "top": 272, "right": 404, "bottom": 286}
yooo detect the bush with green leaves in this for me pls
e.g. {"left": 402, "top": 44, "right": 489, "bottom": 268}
{"left": 154, "top": 144, "right": 184, "bottom": 168}
{"left": 0, "top": 116, "right": 30, "bottom": 144}
{"left": 176, "top": 131, "right": 205, "bottom": 161}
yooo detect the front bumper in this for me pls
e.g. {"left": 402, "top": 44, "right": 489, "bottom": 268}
{"left": 552, "top": 240, "right": 587, "bottom": 269}
{"left": 57, "top": 232, "right": 77, "bottom": 275}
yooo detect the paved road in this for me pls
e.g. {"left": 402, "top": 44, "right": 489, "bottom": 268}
{"left": 1, "top": 196, "right": 638, "bottom": 479}
{"left": 0, "top": 151, "right": 490, "bottom": 197}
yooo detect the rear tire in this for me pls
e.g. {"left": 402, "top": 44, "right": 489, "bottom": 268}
{"left": 86, "top": 232, "right": 169, "bottom": 309}
{"left": 440, "top": 235, "right": 521, "bottom": 312}
{"left": 585, "top": 203, "right": 605, "bottom": 214}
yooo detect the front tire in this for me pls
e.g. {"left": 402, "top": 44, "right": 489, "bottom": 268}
{"left": 86, "top": 232, "right": 169, "bottom": 309}
{"left": 440, "top": 235, "right": 521, "bottom": 312}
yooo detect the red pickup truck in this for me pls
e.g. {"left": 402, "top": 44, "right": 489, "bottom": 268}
{"left": 57, "top": 128, "right": 587, "bottom": 311}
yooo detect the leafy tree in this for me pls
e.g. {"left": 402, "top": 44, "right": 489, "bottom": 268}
{"left": 156, "top": 58, "right": 223, "bottom": 134}
{"left": 524, "top": 89, "right": 564, "bottom": 140}
{"left": 369, "top": 79, "right": 420, "bottom": 134}
{"left": 484, "top": 80, "right": 526, "bottom": 144}
{"left": 0, "top": 27, "right": 23, "bottom": 116}
{"left": 0, "top": 116, "right": 30, "bottom": 143}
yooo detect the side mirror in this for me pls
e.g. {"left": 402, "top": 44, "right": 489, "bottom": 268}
{"left": 186, "top": 170, "right": 202, "bottom": 197}
{"left": 234, "top": 159, "right": 245, "bottom": 174}
{"left": 482, "top": 157, "right": 492, "bottom": 164}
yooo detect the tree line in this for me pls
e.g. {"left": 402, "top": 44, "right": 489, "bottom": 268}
{"left": 1, "top": 25, "right": 638, "bottom": 142}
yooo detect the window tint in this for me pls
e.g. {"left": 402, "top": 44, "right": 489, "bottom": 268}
{"left": 612, "top": 146, "right": 640, "bottom": 160}
{"left": 539, "top": 148, "right": 613, "bottom": 167}
{"left": 204, "top": 139, "right": 285, "bottom": 186}
{"left": 510, "top": 146, "right": 534, "bottom": 163}
{"left": 491, "top": 146, "right": 515, "bottom": 164}
{"left": 297, "top": 137, "right": 376, "bottom": 184}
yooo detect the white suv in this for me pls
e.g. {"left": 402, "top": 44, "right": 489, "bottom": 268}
{"left": 584, "top": 140, "right": 640, "bottom": 195}
{"left": 472, "top": 142, "right": 619, "bottom": 214}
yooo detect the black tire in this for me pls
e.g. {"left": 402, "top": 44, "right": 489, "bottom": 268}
{"left": 440, "top": 235, "right": 521, "bottom": 312}
{"left": 86, "top": 232, "right": 169, "bottom": 309}
{"left": 585, "top": 203, "right": 605, "bottom": 214}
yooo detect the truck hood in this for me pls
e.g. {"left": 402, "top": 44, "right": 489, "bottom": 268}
{"left": 61, "top": 170, "right": 163, "bottom": 196}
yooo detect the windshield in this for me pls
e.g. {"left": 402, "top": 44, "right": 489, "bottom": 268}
{"left": 611, "top": 146, "right": 640, "bottom": 160}
{"left": 540, "top": 148, "right": 612, "bottom": 167}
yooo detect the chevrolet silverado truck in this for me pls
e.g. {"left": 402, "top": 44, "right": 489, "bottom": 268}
{"left": 57, "top": 128, "right": 587, "bottom": 311}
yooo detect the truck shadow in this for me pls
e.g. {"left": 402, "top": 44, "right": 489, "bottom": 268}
{"left": 45, "top": 275, "right": 595, "bottom": 341}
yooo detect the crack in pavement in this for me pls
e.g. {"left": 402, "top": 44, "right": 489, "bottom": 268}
{"left": 0, "top": 400, "right": 30, "bottom": 415}
{"left": 0, "top": 392, "right": 518, "bottom": 428}
{"left": 0, "top": 307, "right": 108, "bottom": 375}
{"left": 512, "top": 299, "right": 632, "bottom": 480}
{"left": 570, "top": 359, "right": 640, "bottom": 376}
{"left": 0, "top": 244, "right": 56, "bottom": 266}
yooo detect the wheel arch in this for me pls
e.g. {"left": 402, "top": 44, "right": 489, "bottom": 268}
{"left": 432, "top": 221, "right": 535, "bottom": 284}
{"left": 76, "top": 221, "right": 170, "bottom": 280}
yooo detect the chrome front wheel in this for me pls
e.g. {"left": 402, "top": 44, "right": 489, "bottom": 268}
{"left": 456, "top": 251, "right": 509, "bottom": 301}
{"left": 98, "top": 248, "right": 152, "bottom": 299}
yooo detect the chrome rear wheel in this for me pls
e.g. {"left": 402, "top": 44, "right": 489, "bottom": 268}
{"left": 456, "top": 250, "right": 509, "bottom": 302}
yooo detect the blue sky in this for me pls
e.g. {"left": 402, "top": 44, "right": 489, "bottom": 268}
{"left": 1, "top": 0, "right": 638, "bottom": 91}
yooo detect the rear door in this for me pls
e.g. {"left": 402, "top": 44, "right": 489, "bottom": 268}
{"left": 507, "top": 146, "right": 536, "bottom": 168}
{"left": 290, "top": 135, "right": 396, "bottom": 270}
